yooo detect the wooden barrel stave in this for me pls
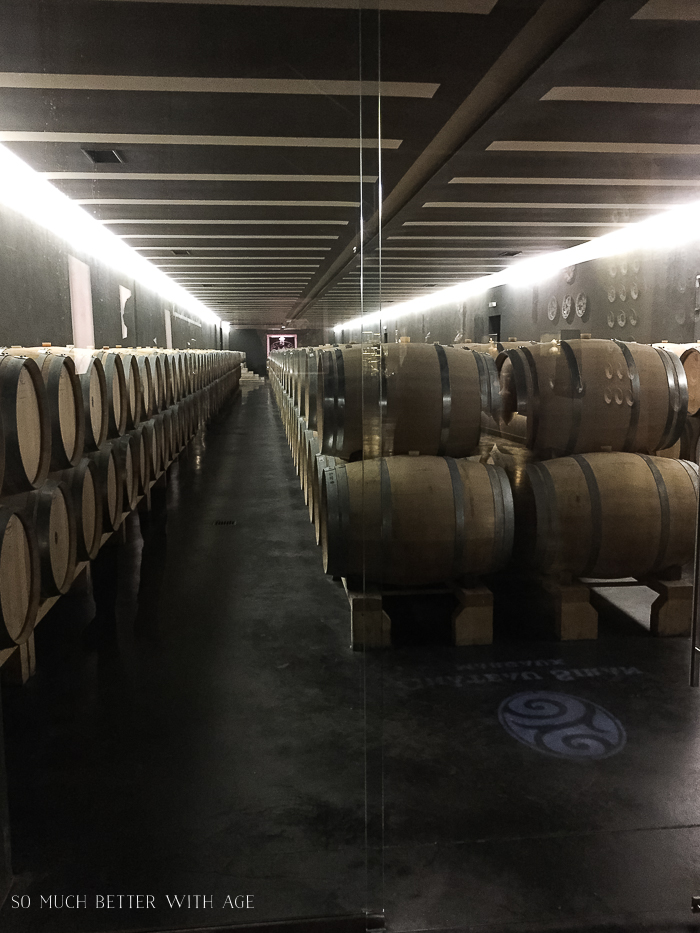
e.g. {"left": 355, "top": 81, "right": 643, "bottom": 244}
{"left": 0, "top": 506, "right": 40, "bottom": 647}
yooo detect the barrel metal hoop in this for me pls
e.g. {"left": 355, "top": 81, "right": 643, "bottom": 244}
{"left": 320, "top": 351, "right": 336, "bottom": 455}
{"left": 443, "top": 457, "right": 466, "bottom": 578}
{"left": 491, "top": 465, "right": 515, "bottom": 570}
{"left": 639, "top": 453, "right": 671, "bottom": 575}
{"left": 653, "top": 347, "right": 688, "bottom": 452}
{"left": 336, "top": 462, "right": 351, "bottom": 574}
{"left": 509, "top": 348, "right": 539, "bottom": 449}
{"left": 525, "top": 461, "right": 558, "bottom": 571}
{"left": 572, "top": 454, "right": 603, "bottom": 577}
{"left": 559, "top": 340, "right": 583, "bottom": 457}
{"left": 678, "top": 457, "right": 699, "bottom": 506}
{"left": 613, "top": 339, "right": 641, "bottom": 452}
{"left": 472, "top": 350, "right": 490, "bottom": 415}
{"left": 334, "top": 348, "right": 345, "bottom": 455}
{"left": 323, "top": 464, "right": 343, "bottom": 577}
{"left": 434, "top": 344, "right": 452, "bottom": 456}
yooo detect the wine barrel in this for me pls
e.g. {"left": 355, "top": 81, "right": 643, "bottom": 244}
{"left": 0, "top": 506, "right": 40, "bottom": 647}
{"left": 313, "top": 454, "right": 342, "bottom": 544}
{"left": 317, "top": 343, "right": 498, "bottom": 460}
{"left": 3, "top": 348, "right": 84, "bottom": 470}
{"left": 0, "top": 354, "right": 51, "bottom": 495}
{"left": 653, "top": 343, "right": 700, "bottom": 416}
{"left": 52, "top": 458, "right": 102, "bottom": 561}
{"left": 513, "top": 452, "right": 698, "bottom": 578}
{"left": 43, "top": 347, "right": 108, "bottom": 451}
{"left": 10, "top": 480, "right": 78, "bottom": 597}
{"left": 133, "top": 354, "right": 155, "bottom": 421}
{"left": 499, "top": 339, "right": 687, "bottom": 457}
{"left": 93, "top": 350, "right": 128, "bottom": 438}
{"left": 114, "top": 352, "right": 144, "bottom": 430}
{"left": 304, "top": 348, "right": 320, "bottom": 428}
{"left": 304, "top": 432, "right": 320, "bottom": 509}
{"left": 88, "top": 445, "right": 120, "bottom": 531}
{"left": 140, "top": 419, "right": 161, "bottom": 479}
{"left": 112, "top": 433, "right": 139, "bottom": 512}
{"left": 321, "top": 456, "right": 514, "bottom": 585}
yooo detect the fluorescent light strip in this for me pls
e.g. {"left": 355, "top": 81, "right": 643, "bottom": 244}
{"left": 388, "top": 236, "right": 587, "bottom": 241}
{"left": 104, "top": 218, "right": 349, "bottom": 225}
{"left": 541, "top": 86, "right": 700, "bottom": 105}
{"left": 44, "top": 172, "right": 379, "bottom": 182}
{"left": 403, "top": 221, "right": 624, "bottom": 227}
{"left": 80, "top": 199, "right": 360, "bottom": 207}
{"left": 0, "top": 73, "right": 438, "bottom": 98}
{"left": 334, "top": 199, "right": 700, "bottom": 333}
{"left": 632, "top": 0, "right": 700, "bottom": 19}
{"left": 0, "top": 131, "right": 400, "bottom": 149}
{"left": 449, "top": 176, "right": 700, "bottom": 186}
{"left": 124, "top": 235, "right": 338, "bottom": 239}
{"left": 487, "top": 140, "right": 700, "bottom": 155}
{"left": 135, "top": 246, "right": 331, "bottom": 251}
{"left": 155, "top": 263, "right": 320, "bottom": 268}
{"left": 422, "top": 201, "right": 677, "bottom": 209}
{"left": 0, "top": 142, "right": 219, "bottom": 326}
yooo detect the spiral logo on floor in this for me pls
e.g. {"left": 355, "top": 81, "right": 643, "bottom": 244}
{"left": 498, "top": 691, "right": 626, "bottom": 760}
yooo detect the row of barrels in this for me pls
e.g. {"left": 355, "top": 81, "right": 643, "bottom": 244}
{"left": 0, "top": 348, "right": 244, "bottom": 649}
{"left": 270, "top": 344, "right": 698, "bottom": 588}
{"left": 269, "top": 339, "right": 691, "bottom": 462}
{"left": 0, "top": 345, "right": 243, "bottom": 495}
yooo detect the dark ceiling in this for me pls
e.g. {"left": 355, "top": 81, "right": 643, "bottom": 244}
{"left": 0, "top": 0, "right": 698, "bottom": 331}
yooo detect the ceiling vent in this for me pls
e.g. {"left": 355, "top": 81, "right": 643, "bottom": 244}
{"left": 171, "top": 249, "right": 191, "bottom": 257}
{"left": 498, "top": 250, "right": 522, "bottom": 258}
{"left": 81, "top": 148, "right": 125, "bottom": 164}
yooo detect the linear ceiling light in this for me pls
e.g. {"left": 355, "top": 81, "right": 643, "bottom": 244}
{"left": 335, "top": 199, "right": 700, "bottom": 334}
{"left": 0, "top": 142, "right": 220, "bottom": 326}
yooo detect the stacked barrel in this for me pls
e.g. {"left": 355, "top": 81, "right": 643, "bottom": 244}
{"left": 491, "top": 338, "right": 696, "bottom": 581}
{"left": 270, "top": 337, "right": 699, "bottom": 604}
{"left": 0, "top": 344, "right": 243, "bottom": 652}
{"left": 269, "top": 342, "right": 513, "bottom": 586}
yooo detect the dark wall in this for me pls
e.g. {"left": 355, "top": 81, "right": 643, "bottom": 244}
{"left": 228, "top": 330, "right": 267, "bottom": 376}
{"left": 0, "top": 202, "right": 220, "bottom": 350}
{"left": 337, "top": 244, "right": 700, "bottom": 347}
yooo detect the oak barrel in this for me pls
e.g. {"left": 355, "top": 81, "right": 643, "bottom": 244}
{"left": 88, "top": 445, "right": 120, "bottom": 531}
{"left": 499, "top": 339, "right": 687, "bottom": 457}
{"left": 10, "top": 480, "right": 78, "bottom": 597}
{"left": 0, "top": 354, "right": 51, "bottom": 494}
{"left": 317, "top": 343, "right": 497, "bottom": 460}
{"left": 653, "top": 343, "right": 700, "bottom": 416}
{"left": 4, "top": 349, "right": 85, "bottom": 469}
{"left": 52, "top": 458, "right": 102, "bottom": 561}
{"left": 0, "top": 506, "right": 40, "bottom": 647}
{"left": 112, "top": 433, "right": 139, "bottom": 513}
{"left": 93, "top": 350, "right": 128, "bottom": 438}
{"left": 513, "top": 452, "right": 699, "bottom": 578}
{"left": 321, "top": 456, "right": 513, "bottom": 585}
{"left": 44, "top": 347, "right": 108, "bottom": 451}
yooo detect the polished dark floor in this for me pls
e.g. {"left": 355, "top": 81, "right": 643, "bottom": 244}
{"left": 2, "top": 385, "right": 700, "bottom": 933}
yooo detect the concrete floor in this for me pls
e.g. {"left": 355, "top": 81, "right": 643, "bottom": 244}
{"left": 1, "top": 384, "right": 700, "bottom": 933}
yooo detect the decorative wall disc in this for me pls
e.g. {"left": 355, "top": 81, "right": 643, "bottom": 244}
{"left": 608, "top": 263, "right": 617, "bottom": 278}
{"left": 575, "top": 292, "right": 588, "bottom": 318}
{"left": 632, "top": 258, "right": 640, "bottom": 273}
{"left": 547, "top": 295, "right": 559, "bottom": 321}
{"left": 607, "top": 310, "right": 616, "bottom": 328}
{"left": 619, "top": 284, "right": 627, "bottom": 302}
{"left": 630, "top": 282, "right": 639, "bottom": 300}
{"left": 562, "top": 294, "right": 574, "bottom": 321}
{"left": 617, "top": 310, "right": 627, "bottom": 327}
{"left": 620, "top": 260, "right": 628, "bottom": 276}
{"left": 563, "top": 265, "right": 576, "bottom": 285}
{"left": 498, "top": 692, "right": 626, "bottom": 760}
{"left": 607, "top": 285, "right": 616, "bottom": 303}
{"left": 629, "top": 309, "right": 638, "bottom": 326}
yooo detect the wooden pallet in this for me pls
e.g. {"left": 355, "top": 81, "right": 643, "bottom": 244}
{"left": 523, "top": 572, "right": 692, "bottom": 641}
{"left": 341, "top": 577, "right": 493, "bottom": 650}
